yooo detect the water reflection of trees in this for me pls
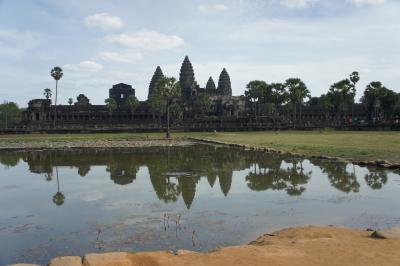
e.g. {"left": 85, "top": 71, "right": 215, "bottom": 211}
{"left": 364, "top": 168, "right": 388, "bottom": 190}
{"left": 245, "top": 156, "right": 311, "bottom": 196}
{"left": 52, "top": 166, "right": 65, "bottom": 206}
{"left": 309, "top": 159, "right": 360, "bottom": 193}
{"left": 0, "top": 151, "right": 21, "bottom": 167}
{"left": 0, "top": 145, "right": 393, "bottom": 208}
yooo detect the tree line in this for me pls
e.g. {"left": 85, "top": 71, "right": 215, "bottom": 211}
{"left": 244, "top": 71, "right": 400, "bottom": 125}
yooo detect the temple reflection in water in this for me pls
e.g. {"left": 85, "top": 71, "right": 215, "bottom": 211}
{"left": 0, "top": 145, "right": 390, "bottom": 208}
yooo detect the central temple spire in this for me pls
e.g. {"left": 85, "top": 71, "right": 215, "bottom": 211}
{"left": 218, "top": 68, "right": 232, "bottom": 96}
{"left": 179, "top": 56, "right": 196, "bottom": 99}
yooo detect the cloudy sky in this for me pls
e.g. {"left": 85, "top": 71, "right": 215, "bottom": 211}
{"left": 0, "top": 0, "right": 399, "bottom": 106}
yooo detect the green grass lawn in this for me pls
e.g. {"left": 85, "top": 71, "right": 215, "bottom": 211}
{"left": 0, "top": 131, "right": 399, "bottom": 163}
{"left": 185, "top": 131, "right": 400, "bottom": 163}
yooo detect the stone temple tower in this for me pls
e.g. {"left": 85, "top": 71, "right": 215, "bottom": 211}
{"left": 179, "top": 56, "right": 196, "bottom": 99}
{"left": 217, "top": 68, "right": 232, "bottom": 96}
{"left": 206, "top": 76, "right": 217, "bottom": 91}
{"left": 148, "top": 66, "right": 164, "bottom": 99}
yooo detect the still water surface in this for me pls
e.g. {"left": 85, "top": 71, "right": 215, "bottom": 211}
{"left": 1, "top": 145, "right": 400, "bottom": 265}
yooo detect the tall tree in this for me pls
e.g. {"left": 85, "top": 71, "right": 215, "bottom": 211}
{"left": 245, "top": 80, "right": 268, "bottom": 120}
{"left": 0, "top": 102, "right": 21, "bottom": 129}
{"left": 50, "top": 66, "right": 63, "bottom": 128}
{"left": 329, "top": 78, "right": 355, "bottom": 123}
{"left": 126, "top": 95, "right": 139, "bottom": 120}
{"left": 68, "top": 98, "right": 73, "bottom": 105}
{"left": 349, "top": 71, "right": 360, "bottom": 120}
{"left": 284, "top": 78, "right": 310, "bottom": 126}
{"left": 105, "top": 98, "right": 117, "bottom": 122}
{"left": 318, "top": 94, "right": 335, "bottom": 122}
{"left": 350, "top": 71, "right": 360, "bottom": 88}
{"left": 349, "top": 71, "right": 360, "bottom": 89}
{"left": 270, "top": 83, "right": 287, "bottom": 111}
{"left": 361, "top": 81, "right": 398, "bottom": 122}
{"left": 43, "top": 88, "right": 52, "bottom": 100}
{"left": 155, "top": 76, "right": 181, "bottom": 138}
{"left": 270, "top": 83, "right": 287, "bottom": 128}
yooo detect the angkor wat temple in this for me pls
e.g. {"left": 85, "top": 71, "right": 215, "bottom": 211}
{"left": 23, "top": 56, "right": 249, "bottom": 131}
{"left": 21, "top": 56, "right": 396, "bottom": 132}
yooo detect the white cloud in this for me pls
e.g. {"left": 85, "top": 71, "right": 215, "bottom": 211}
{"left": 197, "top": 4, "right": 228, "bottom": 13}
{"left": 0, "top": 30, "right": 42, "bottom": 57}
{"left": 350, "top": 0, "right": 386, "bottom": 6}
{"left": 84, "top": 13, "right": 124, "bottom": 30}
{"left": 104, "top": 30, "right": 184, "bottom": 51}
{"left": 280, "top": 0, "right": 319, "bottom": 9}
{"left": 64, "top": 61, "right": 104, "bottom": 73}
{"left": 99, "top": 51, "right": 144, "bottom": 63}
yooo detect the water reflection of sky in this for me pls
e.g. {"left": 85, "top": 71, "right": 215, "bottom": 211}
{"left": 0, "top": 145, "right": 400, "bottom": 265}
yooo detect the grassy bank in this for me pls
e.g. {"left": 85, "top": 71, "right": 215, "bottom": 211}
{"left": 0, "top": 131, "right": 399, "bottom": 163}
{"left": 186, "top": 131, "right": 400, "bottom": 163}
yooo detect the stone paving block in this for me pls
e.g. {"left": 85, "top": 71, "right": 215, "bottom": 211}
{"left": 83, "top": 252, "right": 132, "bottom": 266}
{"left": 48, "top": 256, "right": 83, "bottom": 266}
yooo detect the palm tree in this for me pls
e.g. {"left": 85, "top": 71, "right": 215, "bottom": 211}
{"left": 329, "top": 79, "right": 355, "bottom": 124}
{"left": 68, "top": 98, "right": 73, "bottom": 105}
{"left": 245, "top": 80, "right": 268, "bottom": 121}
{"left": 270, "top": 83, "right": 287, "bottom": 129}
{"left": 50, "top": 66, "right": 63, "bottom": 128}
{"left": 361, "top": 81, "right": 397, "bottom": 122}
{"left": 155, "top": 77, "right": 181, "bottom": 138}
{"left": 126, "top": 95, "right": 139, "bottom": 120}
{"left": 349, "top": 71, "right": 360, "bottom": 121}
{"left": 285, "top": 78, "right": 310, "bottom": 126}
{"left": 349, "top": 71, "right": 360, "bottom": 88}
{"left": 105, "top": 98, "right": 117, "bottom": 122}
{"left": 43, "top": 88, "right": 52, "bottom": 100}
{"left": 319, "top": 94, "right": 334, "bottom": 124}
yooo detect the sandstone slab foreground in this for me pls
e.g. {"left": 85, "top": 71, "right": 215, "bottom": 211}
{"left": 9, "top": 226, "right": 400, "bottom": 266}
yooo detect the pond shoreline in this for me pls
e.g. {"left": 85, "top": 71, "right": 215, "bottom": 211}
{"left": 1, "top": 136, "right": 399, "bottom": 170}
{"left": 189, "top": 137, "right": 400, "bottom": 170}
{"left": 0, "top": 139, "right": 195, "bottom": 150}
{"left": 12, "top": 226, "right": 400, "bottom": 266}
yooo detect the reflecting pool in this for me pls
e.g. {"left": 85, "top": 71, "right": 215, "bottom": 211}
{"left": 1, "top": 145, "right": 400, "bottom": 265}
